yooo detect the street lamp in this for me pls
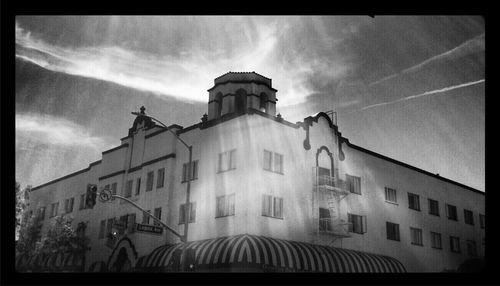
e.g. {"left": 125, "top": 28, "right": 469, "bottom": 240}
{"left": 131, "top": 107, "right": 192, "bottom": 271}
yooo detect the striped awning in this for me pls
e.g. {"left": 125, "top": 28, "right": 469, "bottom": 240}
{"left": 135, "top": 234, "right": 405, "bottom": 272}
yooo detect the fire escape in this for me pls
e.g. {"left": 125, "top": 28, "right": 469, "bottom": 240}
{"left": 312, "top": 167, "right": 351, "bottom": 245}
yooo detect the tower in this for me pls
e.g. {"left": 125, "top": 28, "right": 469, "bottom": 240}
{"left": 206, "top": 72, "right": 278, "bottom": 120}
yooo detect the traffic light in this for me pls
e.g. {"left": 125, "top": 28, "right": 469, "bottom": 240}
{"left": 85, "top": 184, "right": 98, "bottom": 208}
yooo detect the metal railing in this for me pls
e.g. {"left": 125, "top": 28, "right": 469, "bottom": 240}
{"left": 316, "top": 175, "right": 347, "bottom": 190}
{"left": 318, "top": 218, "right": 351, "bottom": 236}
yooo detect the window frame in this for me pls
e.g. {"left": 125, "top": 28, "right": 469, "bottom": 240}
{"left": 384, "top": 187, "right": 397, "bottom": 204}
{"left": 450, "top": 236, "right": 461, "bottom": 253}
{"left": 215, "top": 194, "right": 235, "bottom": 218}
{"left": 446, "top": 204, "right": 458, "bottom": 221}
{"left": 182, "top": 160, "right": 199, "bottom": 182}
{"left": 386, "top": 222, "right": 400, "bottom": 241}
{"left": 157, "top": 168, "right": 165, "bottom": 189}
{"left": 430, "top": 232, "right": 442, "bottom": 249}
{"left": 428, "top": 198, "right": 440, "bottom": 216}
{"left": 146, "top": 171, "right": 154, "bottom": 191}
{"left": 135, "top": 177, "right": 141, "bottom": 195}
{"left": 346, "top": 174, "right": 362, "bottom": 195}
{"left": 153, "top": 207, "right": 162, "bottom": 226}
{"left": 464, "top": 209, "right": 474, "bottom": 225}
{"left": 410, "top": 227, "right": 423, "bottom": 246}
{"left": 179, "top": 202, "right": 196, "bottom": 224}
{"left": 466, "top": 240, "right": 477, "bottom": 256}
{"left": 217, "top": 150, "right": 237, "bottom": 173}
{"left": 348, "top": 213, "right": 367, "bottom": 234}
{"left": 407, "top": 192, "right": 421, "bottom": 211}
{"left": 125, "top": 180, "right": 133, "bottom": 198}
{"left": 98, "top": 220, "right": 106, "bottom": 239}
{"left": 479, "top": 214, "right": 485, "bottom": 229}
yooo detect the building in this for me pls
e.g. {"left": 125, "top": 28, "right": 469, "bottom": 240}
{"left": 18, "top": 72, "right": 485, "bottom": 272}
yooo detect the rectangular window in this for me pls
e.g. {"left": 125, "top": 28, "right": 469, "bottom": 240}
{"left": 428, "top": 199, "right": 440, "bottom": 216}
{"left": 38, "top": 207, "right": 46, "bottom": 220}
{"left": 384, "top": 187, "right": 397, "bottom": 203}
{"left": 408, "top": 193, "right": 420, "bottom": 211}
{"left": 118, "top": 215, "right": 128, "bottom": 235}
{"left": 128, "top": 213, "right": 136, "bottom": 233}
{"left": 263, "top": 150, "right": 272, "bottom": 171}
{"left": 467, "top": 240, "right": 477, "bottom": 256}
{"left": 142, "top": 210, "right": 151, "bottom": 225}
{"left": 135, "top": 177, "right": 141, "bottom": 195}
{"left": 153, "top": 207, "right": 162, "bottom": 226}
{"left": 125, "top": 180, "right": 133, "bottom": 198}
{"left": 446, "top": 204, "right": 458, "bottom": 221}
{"left": 146, "top": 171, "right": 154, "bottom": 191}
{"left": 79, "top": 194, "right": 85, "bottom": 210}
{"left": 218, "top": 150, "right": 236, "bottom": 172}
{"left": 179, "top": 202, "right": 196, "bottom": 224}
{"left": 348, "top": 213, "right": 367, "bottom": 234}
{"left": 346, "top": 174, "right": 361, "bottom": 195}
{"left": 464, "top": 209, "right": 474, "bottom": 225}
{"left": 64, "top": 198, "right": 74, "bottom": 213}
{"left": 50, "top": 202, "right": 59, "bottom": 217}
{"left": 111, "top": 182, "right": 117, "bottom": 196}
{"left": 182, "top": 160, "right": 199, "bottom": 182}
{"left": 319, "top": 208, "right": 332, "bottom": 232}
{"left": 99, "top": 220, "right": 106, "bottom": 239}
{"left": 410, "top": 227, "right": 423, "bottom": 246}
{"left": 450, "top": 236, "right": 461, "bottom": 253}
{"left": 263, "top": 150, "right": 284, "bottom": 174}
{"left": 431, "top": 232, "right": 442, "bottom": 249}
{"left": 105, "top": 184, "right": 110, "bottom": 192}
{"left": 261, "top": 195, "right": 283, "bottom": 219}
{"left": 216, "top": 194, "right": 235, "bottom": 217}
{"left": 479, "top": 214, "right": 485, "bottom": 229}
{"left": 386, "top": 222, "right": 400, "bottom": 241}
{"left": 107, "top": 218, "right": 114, "bottom": 235}
{"left": 157, "top": 168, "right": 165, "bottom": 188}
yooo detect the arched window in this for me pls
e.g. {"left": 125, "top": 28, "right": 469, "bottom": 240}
{"left": 215, "top": 93, "right": 223, "bottom": 118}
{"left": 260, "top": 93, "right": 268, "bottom": 112}
{"left": 235, "top": 89, "right": 247, "bottom": 114}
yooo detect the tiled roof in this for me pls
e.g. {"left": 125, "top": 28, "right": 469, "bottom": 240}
{"left": 214, "top": 71, "right": 272, "bottom": 87}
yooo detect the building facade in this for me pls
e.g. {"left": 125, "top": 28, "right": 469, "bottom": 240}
{"left": 20, "top": 72, "right": 485, "bottom": 272}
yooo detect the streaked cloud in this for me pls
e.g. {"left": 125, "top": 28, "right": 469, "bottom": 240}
{"left": 15, "top": 19, "right": 352, "bottom": 106}
{"left": 16, "top": 113, "right": 113, "bottom": 150}
{"left": 361, "top": 79, "right": 485, "bottom": 111}
{"left": 369, "top": 33, "right": 485, "bottom": 86}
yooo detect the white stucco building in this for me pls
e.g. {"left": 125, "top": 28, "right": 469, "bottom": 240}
{"left": 18, "top": 72, "right": 485, "bottom": 272}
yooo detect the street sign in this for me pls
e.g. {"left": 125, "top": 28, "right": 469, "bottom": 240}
{"left": 136, "top": 223, "right": 163, "bottom": 235}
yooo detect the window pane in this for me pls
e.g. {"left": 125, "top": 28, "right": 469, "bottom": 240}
{"left": 154, "top": 208, "right": 162, "bottom": 226}
{"left": 385, "top": 188, "right": 397, "bottom": 203}
{"left": 230, "top": 150, "right": 236, "bottom": 170}
{"left": 190, "top": 202, "right": 196, "bottom": 223}
{"left": 262, "top": 195, "right": 272, "bottom": 216}
{"left": 125, "top": 180, "right": 133, "bottom": 198}
{"left": 142, "top": 210, "right": 151, "bottom": 224}
{"left": 274, "top": 197, "right": 283, "bottom": 218}
{"left": 464, "top": 210, "right": 474, "bottom": 225}
{"left": 387, "top": 222, "right": 399, "bottom": 241}
{"left": 228, "top": 194, "right": 235, "bottom": 215}
{"left": 216, "top": 196, "right": 224, "bottom": 217}
{"left": 431, "top": 232, "right": 442, "bottom": 249}
{"left": 147, "top": 172, "right": 154, "bottom": 191}
{"left": 128, "top": 214, "right": 136, "bottom": 233}
{"left": 274, "top": 153, "right": 283, "bottom": 173}
{"left": 136, "top": 178, "right": 141, "bottom": 195}
{"left": 157, "top": 168, "right": 165, "bottom": 188}
{"left": 111, "top": 183, "right": 117, "bottom": 195}
{"left": 264, "top": 150, "right": 272, "bottom": 170}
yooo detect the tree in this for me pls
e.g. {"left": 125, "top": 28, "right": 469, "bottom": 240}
{"left": 15, "top": 182, "right": 31, "bottom": 240}
{"left": 16, "top": 211, "right": 43, "bottom": 257}
{"left": 38, "top": 215, "right": 90, "bottom": 256}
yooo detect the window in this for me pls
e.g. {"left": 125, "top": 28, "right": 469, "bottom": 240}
{"left": 450, "top": 236, "right": 461, "bottom": 253}
{"left": 146, "top": 171, "right": 154, "bottom": 191}
{"left": 111, "top": 182, "right": 117, "bottom": 196}
{"left": 125, "top": 180, "right": 133, "bottom": 198}
{"left": 127, "top": 213, "right": 136, "bottom": 233}
{"left": 408, "top": 193, "right": 420, "bottom": 211}
{"left": 218, "top": 150, "right": 236, "bottom": 172}
{"left": 263, "top": 150, "right": 284, "bottom": 174}
{"left": 179, "top": 202, "right": 196, "bottom": 224}
{"left": 348, "top": 213, "right": 367, "bottom": 234}
{"left": 99, "top": 220, "right": 106, "bottom": 239}
{"left": 261, "top": 195, "right": 283, "bottom": 219}
{"left": 157, "top": 168, "right": 165, "bottom": 188}
{"left": 107, "top": 218, "right": 114, "bottom": 235}
{"left": 446, "top": 204, "right": 458, "bottom": 221}
{"left": 428, "top": 199, "right": 439, "bottom": 216}
{"left": 479, "top": 214, "right": 485, "bottom": 229}
{"left": 153, "top": 208, "right": 162, "bottom": 226}
{"left": 346, "top": 174, "right": 361, "bottom": 195}
{"left": 38, "top": 207, "right": 46, "bottom": 220}
{"left": 50, "top": 202, "right": 59, "bottom": 217}
{"left": 118, "top": 215, "right": 128, "bottom": 235}
{"left": 142, "top": 210, "right": 151, "bottom": 225}
{"left": 464, "top": 209, "right": 474, "bottom": 225}
{"left": 319, "top": 208, "right": 331, "bottom": 231}
{"left": 467, "top": 240, "right": 477, "bottom": 256}
{"left": 79, "top": 194, "right": 86, "bottom": 210}
{"left": 431, "top": 232, "right": 442, "bottom": 249}
{"left": 64, "top": 197, "right": 74, "bottom": 213}
{"left": 135, "top": 177, "right": 141, "bottom": 195}
{"left": 410, "top": 227, "right": 423, "bottom": 246}
{"left": 105, "top": 184, "right": 110, "bottom": 193}
{"left": 182, "top": 160, "right": 199, "bottom": 182}
{"left": 216, "top": 194, "right": 235, "bottom": 217}
{"left": 386, "top": 222, "right": 400, "bottom": 241}
{"left": 384, "top": 187, "right": 397, "bottom": 203}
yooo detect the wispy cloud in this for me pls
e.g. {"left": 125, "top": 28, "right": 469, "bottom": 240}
{"left": 369, "top": 33, "right": 485, "bottom": 86}
{"left": 361, "top": 79, "right": 485, "bottom": 111}
{"left": 16, "top": 113, "right": 113, "bottom": 150}
{"left": 15, "top": 19, "right": 344, "bottom": 106}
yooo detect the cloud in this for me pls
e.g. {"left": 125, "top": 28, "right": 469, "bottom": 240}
{"left": 361, "top": 79, "right": 485, "bottom": 111}
{"left": 15, "top": 19, "right": 351, "bottom": 107}
{"left": 369, "top": 33, "right": 485, "bottom": 86}
{"left": 16, "top": 113, "right": 113, "bottom": 150}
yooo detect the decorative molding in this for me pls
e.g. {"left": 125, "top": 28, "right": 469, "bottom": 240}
{"left": 127, "top": 153, "right": 176, "bottom": 173}
{"left": 102, "top": 144, "right": 129, "bottom": 155}
{"left": 98, "top": 170, "right": 126, "bottom": 181}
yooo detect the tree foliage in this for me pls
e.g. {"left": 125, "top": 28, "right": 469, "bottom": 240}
{"left": 15, "top": 182, "right": 31, "bottom": 240}
{"left": 16, "top": 211, "right": 43, "bottom": 257}
{"left": 39, "top": 215, "right": 91, "bottom": 255}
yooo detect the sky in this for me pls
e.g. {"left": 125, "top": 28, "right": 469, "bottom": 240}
{"left": 15, "top": 16, "right": 485, "bottom": 191}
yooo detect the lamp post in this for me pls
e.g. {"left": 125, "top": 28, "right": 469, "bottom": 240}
{"left": 131, "top": 108, "right": 192, "bottom": 271}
